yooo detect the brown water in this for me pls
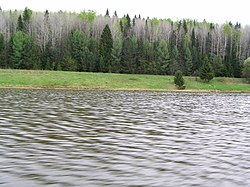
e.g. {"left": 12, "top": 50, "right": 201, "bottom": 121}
{"left": 0, "top": 89, "right": 249, "bottom": 187}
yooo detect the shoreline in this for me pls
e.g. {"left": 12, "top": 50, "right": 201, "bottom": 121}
{"left": 0, "top": 85, "right": 250, "bottom": 93}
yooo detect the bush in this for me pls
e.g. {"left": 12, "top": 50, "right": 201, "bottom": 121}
{"left": 174, "top": 70, "right": 185, "bottom": 89}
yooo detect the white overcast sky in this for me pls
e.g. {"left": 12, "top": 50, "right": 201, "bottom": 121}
{"left": 1, "top": 0, "right": 249, "bottom": 25}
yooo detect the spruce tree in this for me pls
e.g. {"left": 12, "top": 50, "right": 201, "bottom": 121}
{"left": 199, "top": 56, "right": 214, "bottom": 82}
{"left": 17, "top": 15, "right": 24, "bottom": 31}
{"left": 0, "top": 33, "right": 7, "bottom": 68}
{"left": 184, "top": 47, "right": 193, "bottom": 75}
{"left": 157, "top": 40, "right": 170, "bottom": 75}
{"left": 174, "top": 70, "right": 185, "bottom": 89}
{"left": 105, "top": 9, "right": 109, "bottom": 17}
{"left": 70, "top": 30, "right": 88, "bottom": 71}
{"left": 99, "top": 24, "right": 113, "bottom": 72}
{"left": 22, "top": 7, "right": 32, "bottom": 34}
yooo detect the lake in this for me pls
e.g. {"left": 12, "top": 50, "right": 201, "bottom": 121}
{"left": 0, "top": 89, "right": 249, "bottom": 186}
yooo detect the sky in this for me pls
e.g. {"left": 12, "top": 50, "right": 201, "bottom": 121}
{"left": 1, "top": 0, "right": 249, "bottom": 25}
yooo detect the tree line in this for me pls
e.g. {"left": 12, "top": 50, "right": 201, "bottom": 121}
{"left": 0, "top": 7, "right": 250, "bottom": 77}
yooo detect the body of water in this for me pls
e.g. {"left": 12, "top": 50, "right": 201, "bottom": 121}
{"left": 0, "top": 89, "right": 249, "bottom": 186}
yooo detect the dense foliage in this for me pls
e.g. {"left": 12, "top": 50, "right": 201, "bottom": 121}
{"left": 0, "top": 8, "right": 250, "bottom": 77}
{"left": 199, "top": 56, "right": 214, "bottom": 82}
{"left": 242, "top": 57, "right": 250, "bottom": 82}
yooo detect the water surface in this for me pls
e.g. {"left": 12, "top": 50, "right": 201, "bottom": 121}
{"left": 0, "top": 89, "right": 249, "bottom": 186}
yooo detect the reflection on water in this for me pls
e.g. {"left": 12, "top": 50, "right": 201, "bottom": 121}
{"left": 0, "top": 89, "right": 250, "bottom": 186}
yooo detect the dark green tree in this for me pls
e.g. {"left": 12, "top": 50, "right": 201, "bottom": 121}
{"left": 242, "top": 57, "right": 250, "bottom": 83}
{"left": 22, "top": 36, "right": 40, "bottom": 69}
{"left": 22, "top": 7, "right": 32, "bottom": 34}
{"left": 111, "top": 39, "right": 122, "bottom": 73}
{"left": 42, "top": 42, "right": 54, "bottom": 70}
{"left": 184, "top": 47, "right": 193, "bottom": 75}
{"left": 157, "top": 40, "right": 170, "bottom": 75}
{"left": 105, "top": 8, "right": 109, "bottom": 17}
{"left": 17, "top": 15, "right": 24, "bottom": 31}
{"left": 0, "top": 33, "right": 7, "bottom": 68}
{"left": 11, "top": 31, "right": 38, "bottom": 69}
{"left": 70, "top": 30, "right": 89, "bottom": 71}
{"left": 11, "top": 31, "right": 26, "bottom": 69}
{"left": 99, "top": 24, "right": 113, "bottom": 72}
{"left": 120, "top": 37, "right": 132, "bottom": 73}
{"left": 199, "top": 56, "right": 214, "bottom": 82}
{"left": 174, "top": 70, "right": 185, "bottom": 89}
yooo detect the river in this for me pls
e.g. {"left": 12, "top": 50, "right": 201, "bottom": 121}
{"left": 0, "top": 89, "right": 249, "bottom": 186}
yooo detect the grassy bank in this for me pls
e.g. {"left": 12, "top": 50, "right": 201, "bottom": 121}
{"left": 1, "top": 69, "right": 250, "bottom": 92}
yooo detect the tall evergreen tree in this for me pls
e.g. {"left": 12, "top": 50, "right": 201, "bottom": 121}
{"left": 70, "top": 30, "right": 89, "bottom": 71}
{"left": 184, "top": 47, "right": 193, "bottom": 75}
{"left": 21, "top": 35, "right": 39, "bottom": 69}
{"left": 11, "top": 31, "right": 37, "bottom": 69}
{"left": 11, "top": 31, "right": 26, "bottom": 69}
{"left": 111, "top": 39, "right": 122, "bottom": 73}
{"left": 199, "top": 56, "right": 214, "bottom": 82}
{"left": 0, "top": 33, "right": 7, "bottom": 68}
{"left": 99, "top": 24, "right": 113, "bottom": 72}
{"left": 22, "top": 7, "right": 32, "bottom": 34}
{"left": 17, "top": 15, "right": 24, "bottom": 32}
{"left": 105, "top": 8, "right": 110, "bottom": 17}
{"left": 157, "top": 40, "right": 171, "bottom": 75}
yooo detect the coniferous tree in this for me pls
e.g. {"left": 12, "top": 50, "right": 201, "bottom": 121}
{"left": 199, "top": 56, "right": 214, "bottom": 82}
{"left": 21, "top": 36, "right": 39, "bottom": 69}
{"left": 184, "top": 47, "right": 193, "bottom": 75}
{"left": 111, "top": 39, "right": 122, "bottom": 73}
{"left": 17, "top": 15, "right": 24, "bottom": 32}
{"left": 70, "top": 30, "right": 89, "bottom": 71}
{"left": 22, "top": 7, "right": 32, "bottom": 34}
{"left": 174, "top": 70, "right": 185, "bottom": 89}
{"left": 0, "top": 33, "right": 7, "bottom": 68}
{"left": 11, "top": 31, "right": 26, "bottom": 69}
{"left": 242, "top": 57, "right": 250, "bottom": 83}
{"left": 99, "top": 24, "right": 113, "bottom": 72}
{"left": 157, "top": 40, "right": 170, "bottom": 75}
{"left": 105, "top": 8, "right": 110, "bottom": 17}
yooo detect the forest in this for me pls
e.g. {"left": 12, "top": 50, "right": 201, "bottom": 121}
{"left": 0, "top": 7, "right": 250, "bottom": 77}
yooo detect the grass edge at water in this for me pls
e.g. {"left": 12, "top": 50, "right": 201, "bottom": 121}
{"left": 1, "top": 69, "right": 250, "bottom": 92}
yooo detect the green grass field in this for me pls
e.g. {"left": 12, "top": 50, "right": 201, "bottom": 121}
{"left": 1, "top": 69, "right": 250, "bottom": 92}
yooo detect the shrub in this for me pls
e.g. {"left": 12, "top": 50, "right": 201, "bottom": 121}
{"left": 174, "top": 70, "right": 185, "bottom": 89}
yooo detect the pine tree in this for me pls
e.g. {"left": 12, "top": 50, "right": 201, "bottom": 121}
{"left": 99, "top": 24, "right": 113, "bottom": 72}
{"left": 199, "top": 56, "right": 214, "bottom": 82}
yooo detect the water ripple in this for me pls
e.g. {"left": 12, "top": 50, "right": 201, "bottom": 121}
{"left": 0, "top": 89, "right": 250, "bottom": 186}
